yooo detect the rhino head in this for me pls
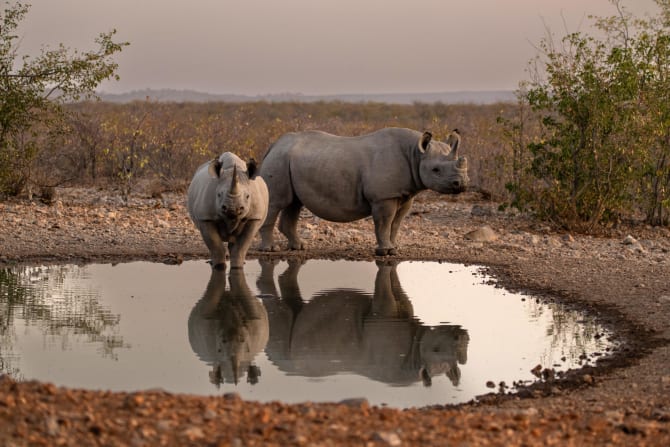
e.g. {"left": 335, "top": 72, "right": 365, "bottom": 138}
{"left": 417, "top": 325, "right": 469, "bottom": 386}
{"left": 208, "top": 159, "right": 257, "bottom": 227}
{"left": 417, "top": 130, "right": 469, "bottom": 194}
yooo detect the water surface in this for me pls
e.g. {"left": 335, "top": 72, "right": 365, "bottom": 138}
{"left": 0, "top": 260, "right": 613, "bottom": 408}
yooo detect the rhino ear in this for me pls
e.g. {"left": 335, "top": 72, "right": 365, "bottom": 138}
{"left": 419, "top": 131, "right": 432, "bottom": 153}
{"left": 246, "top": 157, "right": 258, "bottom": 178}
{"left": 208, "top": 158, "right": 222, "bottom": 179}
{"left": 446, "top": 129, "right": 461, "bottom": 157}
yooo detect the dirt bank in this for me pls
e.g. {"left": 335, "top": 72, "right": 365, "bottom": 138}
{"left": 1, "top": 188, "right": 669, "bottom": 446}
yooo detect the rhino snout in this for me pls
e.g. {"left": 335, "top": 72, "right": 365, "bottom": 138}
{"left": 222, "top": 205, "right": 246, "bottom": 218}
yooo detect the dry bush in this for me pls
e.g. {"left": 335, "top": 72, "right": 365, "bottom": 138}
{"left": 55, "top": 101, "right": 519, "bottom": 200}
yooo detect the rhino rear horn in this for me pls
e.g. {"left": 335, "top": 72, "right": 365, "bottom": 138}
{"left": 229, "top": 165, "right": 240, "bottom": 195}
{"left": 419, "top": 131, "right": 432, "bottom": 153}
{"left": 208, "top": 158, "right": 223, "bottom": 179}
{"left": 457, "top": 156, "right": 468, "bottom": 169}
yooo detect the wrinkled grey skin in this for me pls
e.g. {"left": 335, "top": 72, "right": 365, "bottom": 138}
{"left": 188, "top": 266, "right": 269, "bottom": 386}
{"left": 258, "top": 127, "right": 468, "bottom": 255}
{"left": 187, "top": 152, "right": 269, "bottom": 268}
{"left": 257, "top": 259, "right": 469, "bottom": 386}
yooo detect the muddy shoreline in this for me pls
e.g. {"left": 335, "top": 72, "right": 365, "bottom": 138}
{"left": 1, "top": 188, "right": 669, "bottom": 445}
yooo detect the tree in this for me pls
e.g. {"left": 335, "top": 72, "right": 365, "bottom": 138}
{"left": 0, "top": 1, "right": 127, "bottom": 196}
{"left": 504, "top": 0, "right": 670, "bottom": 229}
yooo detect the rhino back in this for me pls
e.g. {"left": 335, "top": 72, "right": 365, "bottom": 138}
{"left": 265, "top": 128, "right": 423, "bottom": 222}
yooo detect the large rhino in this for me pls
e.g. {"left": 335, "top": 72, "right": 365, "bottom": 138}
{"left": 187, "top": 152, "right": 269, "bottom": 268}
{"left": 258, "top": 127, "right": 468, "bottom": 255}
{"left": 188, "top": 266, "right": 269, "bottom": 386}
{"left": 257, "top": 259, "right": 469, "bottom": 387}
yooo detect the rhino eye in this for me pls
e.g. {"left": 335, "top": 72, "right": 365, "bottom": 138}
{"left": 432, "top": 167, "right": 440, "bottom": 174}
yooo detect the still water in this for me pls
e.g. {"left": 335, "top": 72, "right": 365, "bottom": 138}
{"left": 0, "top": 259, "right": 613, "bottom": 408}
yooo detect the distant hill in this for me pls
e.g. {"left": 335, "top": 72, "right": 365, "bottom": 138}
{"left": 97, "top": 89, "right": 516, "bottom": 105}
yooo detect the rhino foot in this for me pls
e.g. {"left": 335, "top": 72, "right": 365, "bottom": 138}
{"left": 259, "top": 244, "right": 282, "bottom": 252}
{"left": 375, "top": 247, "right": 398, "bottom": 256}
{"left": 288, "top": 241, "right": 305, "bottom": 251}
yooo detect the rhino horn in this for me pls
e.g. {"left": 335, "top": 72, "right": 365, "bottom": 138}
{"left": 207, "top": 158, "right": 222, "bottom": 179}
{"left": 457, "top": 156, "right": 468, "bottom": 169}
{"left": 419, "top": 131, "right": 432, "bottom": 153}
{"left": 229, "top": 165, "right": 240, "bottom": 195}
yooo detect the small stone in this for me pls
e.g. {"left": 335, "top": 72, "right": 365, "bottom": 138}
{"left": 181, "top": 426, "right": 205, "bottom": 441}
{"left": 156, "top": 420, "right": 173, "bottom": 432}
{"left": 223, "top": 392, "right": 241, "bottom": 401}
{"left": 338, "top": 398, "right": 369, "bottom": 409}
{"left": 521, "top": 407, "right": 539, "bottom": 417}
{"left": 562, "top": 233, "right": 574, "bottom": 242}
{"left": 373, "top": 431, "right": 402, "bottom": 446}
{"left": 464, "top": 225, "right": 498, "bottom": 242}
{"left": 530, "top": 364, "right": 542, "bottom": 377}
{"left": 582, "top": 374, "right": 594, "bottom": 384}
{"left": 622, "top": 235, "right": 637, "bottom": 245}
{"left": 486, "top": 381, "right": 496, "bottom": 388}
{"left": 45, "top": 416, "right": 60, "bottom": 436}
{"left": 471, "top": 204, "right": 493, "bottom": 217}
{"left": 605, "top": 410, "right": 624, "bottom": 424}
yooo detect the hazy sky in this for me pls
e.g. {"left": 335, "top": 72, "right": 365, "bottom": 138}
{"left": 16, "top": 0, "right": 660, "bottom": 95}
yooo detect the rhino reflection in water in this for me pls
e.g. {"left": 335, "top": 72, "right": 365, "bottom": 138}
{"left": 257, "top": 260, "right": 469, "bottom": 387}
{"left": 188, "top": 266, "right": 269, "bottom": 386}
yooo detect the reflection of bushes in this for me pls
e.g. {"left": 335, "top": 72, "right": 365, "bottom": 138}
{"left": 0, "top": 265, "right": 126, "bottom": 377}
{"left": 34, "top": 101, "right": 516, "bottom": 199}
{"left": 525, "top": 299, "right": 607, "bottom": 366}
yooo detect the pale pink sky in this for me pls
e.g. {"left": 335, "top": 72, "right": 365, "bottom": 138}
{"left": 17, "top": 0, "right": 660, "bottom": 95}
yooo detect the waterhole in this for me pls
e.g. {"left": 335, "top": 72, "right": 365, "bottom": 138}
{"left": 0, "top": 259, "right": 614, "bottom": 408}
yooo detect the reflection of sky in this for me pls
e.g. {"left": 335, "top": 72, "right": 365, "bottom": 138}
{"left": 0, "top": 260, "right": 611, "bottom": 407}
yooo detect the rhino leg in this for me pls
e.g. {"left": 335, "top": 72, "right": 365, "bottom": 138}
{"left": 278, "top": 200, "right": 305, "bottom": 250}
{"left": 260, "top": 181, "right": 296, "bottom": 252}
{"left": 390, "top": 197, "right": 414, "bottom": 246}
{"left": 278, "top": 259, "right": 305, "bottom": 312}
{"left": 256, "top": 258, "right": 280, "bottom": 296}
{"left": 228, "top": 219, "right": 262, "bottom": 269}
{"left": 259, "top": 207, "right": 281, "bottom": 251}
{"left": 198, "top": 221, "right": 228, "bottom": 267}
{"left": 371, "top": 199, "right": 401, "bottom": 256}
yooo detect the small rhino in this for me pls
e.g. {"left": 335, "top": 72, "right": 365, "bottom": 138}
{"left": 187, "top": 152, "right": 269, "bottom": 268}
{"left": 258, "top": 127, "right": 468, "bottom": 255}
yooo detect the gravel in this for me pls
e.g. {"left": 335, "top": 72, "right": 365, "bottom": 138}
{"left": 0, "top": 187, "right": 669, "bottom": 446}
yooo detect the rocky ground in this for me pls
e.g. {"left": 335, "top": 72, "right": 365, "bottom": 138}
{"left": 0, "top": 187, "right": 669, "bottom": 446}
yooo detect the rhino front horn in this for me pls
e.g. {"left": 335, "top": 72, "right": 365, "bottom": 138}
{"left": 230, "top": 165, "right": 240, "bottom": 195}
